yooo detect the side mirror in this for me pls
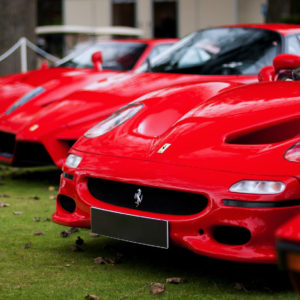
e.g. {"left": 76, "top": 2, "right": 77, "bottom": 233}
{"left": 92, "top": 51, "right": 103, "bottom": 72}
{"left": 40, "top": 61, "right": 49, "bottom": 70}
{"left": 273, "top": 53, "right": 300, "bottom": 72}
{"left": 258, "top": 65, "right": 274, "bottom": 82}
{"left": 258, "top": 54, "right": 300, "bottom": 82}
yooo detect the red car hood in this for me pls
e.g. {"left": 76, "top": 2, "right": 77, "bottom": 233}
{"left": 0, "top": 67, "right": 118, "bottom": 115}
{"left": 0, "top": 72, "right": 255, "bottom": 137}
{"left": 74, "top": 81, "right": 300, "bottom": 177}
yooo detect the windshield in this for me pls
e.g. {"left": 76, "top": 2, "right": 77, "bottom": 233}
{"left": 140, "top": 27, "right": 282, "bottom": 75}
{"left": 59, "top": 42, "right": 148, "bottom": 71}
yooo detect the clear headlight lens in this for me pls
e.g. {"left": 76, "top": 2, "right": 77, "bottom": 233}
{"left": 284, "top": 142, "right": 300, "bottom": 162}
{"left": 5, "top": 86, "right": 45, "bottom": 115}
{"left": 65, "top": 154, "right": 82, "bottom": 168}
{"left": 229, "top": 180, "right": 285, "bottom": 194}
{"left": 84, "top": 103, "right": 143, "bottom": 138}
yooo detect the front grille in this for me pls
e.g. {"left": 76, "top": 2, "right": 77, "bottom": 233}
{"left": 0, "top": 131, "right": 15, "bottom": 158}
{"left": 88, "top": 177, "right": 208, "bottom": 216}
{"left": 13, "top": 142, "right": 54, "bottom": 166}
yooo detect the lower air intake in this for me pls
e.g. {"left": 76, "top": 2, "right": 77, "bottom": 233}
{"left": 13, "top": 142, "right": 54, "bottom": 166}
{"left": 0, "top": 131, "right": 15, "bottom": 158}
{"left": 213, "top": 225, "right": 251, "bottom": 245}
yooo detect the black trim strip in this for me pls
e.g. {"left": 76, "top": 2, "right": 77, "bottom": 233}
{"left": 62, "top": 172, "right": 74, "bottom": 180}
{"left": 223, "top": 199, "right": 300, "bottom": 208}
{"left": 277, "top": 240, "right": 300, "bottom": 254}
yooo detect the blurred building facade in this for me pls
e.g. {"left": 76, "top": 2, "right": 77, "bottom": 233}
{"left": 63, "top": 0, "right": 267, "bottom": 38}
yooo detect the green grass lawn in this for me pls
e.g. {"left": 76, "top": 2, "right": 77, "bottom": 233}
{"left": 0, "top": 166, "right": 298, "bottom": 300}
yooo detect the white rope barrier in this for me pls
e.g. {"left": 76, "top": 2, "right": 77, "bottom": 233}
{"left": 26, "top": 39, "right": 59, "bottom": 63}
{"left": 0, "top": 37, "right": 59, "bottom": 72}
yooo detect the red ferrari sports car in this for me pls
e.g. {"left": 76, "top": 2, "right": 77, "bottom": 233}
{"left": 0, "top": 38, "right": 176, "bottom": 115}
{"left": 53, "top": 53, "right": 300, "bottom": 263}
{"left": 1, "top": 24, "right": 300, "bottom": 167}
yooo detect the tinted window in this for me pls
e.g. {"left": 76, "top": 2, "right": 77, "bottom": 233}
{"left": 286, "top": 35, "right": 300, "bottom": 55}
{"left": 60, "top": 42, "right": 148, "bottom": 71}
{"left": 142, "top": 28, "right": 282, "bottom": 75}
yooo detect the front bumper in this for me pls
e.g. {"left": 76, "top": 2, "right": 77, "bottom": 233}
{"left": 0, "top": 128, "right": 74, "bottom": 167}
{"left": 53, "top": 151, "right": 300, "bottom": 263}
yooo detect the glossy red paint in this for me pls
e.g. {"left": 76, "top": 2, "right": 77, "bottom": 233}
{"left": 0, "top": 39, "right": 177, "bottom": 114}
{"left": 277, "top": 215, "right": 300, "bottom": 245}
{"left": 1, "top": 24, "right": 300, "bottom": 167}
{"left": 52, "top": 74, "right": 300, "bottom": 263}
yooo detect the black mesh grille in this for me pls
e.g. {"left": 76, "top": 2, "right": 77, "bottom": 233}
{"left": 88, "top": 177, "right": 208, "bottom": 216}
{"left": 13, "top": 142, "right": 54, "bottom": 166}
{"left": 0, "top": 131, "right": 15, "bottom": 158}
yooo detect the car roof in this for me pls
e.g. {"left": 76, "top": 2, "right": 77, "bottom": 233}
{"left": 222, "top": 23, "right": 300, "bottom": 36}
{"left": 98, "top": 38, "right": 178, "bottom": 45}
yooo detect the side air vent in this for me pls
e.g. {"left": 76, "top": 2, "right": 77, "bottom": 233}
{"left": 226, "top": 118, "right": 300, "bottom": 144}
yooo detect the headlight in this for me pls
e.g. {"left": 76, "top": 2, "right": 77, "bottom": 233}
{"left": 5, "top": 86, "right": 45, "bottom": 115}
{"left": 229, "top": 180, "right": 285, "bottom": 194}
{"left": 84, "top": 103, "right": 143, "bottom": 138}
{"left": 284, "top": 142, "right": 300, "bottom": 162}
{"left": 65, "top": 154, "right": 82, "bottom": 168}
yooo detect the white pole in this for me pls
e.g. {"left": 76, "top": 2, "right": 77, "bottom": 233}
{"left": 20, "top": 37, "right": 27, "bottom": 73}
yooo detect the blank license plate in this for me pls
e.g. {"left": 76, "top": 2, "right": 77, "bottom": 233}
{"left": 91, "top": 207, "right": 169, "bottom": 249}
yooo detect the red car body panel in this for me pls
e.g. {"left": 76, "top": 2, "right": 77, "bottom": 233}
{"left": 277, "top": 215, "right": 300, "bottom": 245}
{"left": 52, "top": 78, "right": 300, "bottom": 263}
{"left": 1, "top": 24, "right": 300, "bottom": 167}
{"left": 0, "top": 39, "right": 176, "bottom": 114}
{"left": 0, "top": 73, "right": 255, "bottom": 167}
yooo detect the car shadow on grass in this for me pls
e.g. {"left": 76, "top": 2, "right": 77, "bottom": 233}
{"left": 52, "top": 234, "right": 294, "bottom": 295}
{"left": 0, "top": 165, "right": 61, "bottom": 185}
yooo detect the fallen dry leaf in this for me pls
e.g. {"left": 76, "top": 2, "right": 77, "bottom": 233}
{"left": 33, "top": 231, "right": 44, "bottom": 236}
{"left": 65, "top": 264, "right": 71, "bottom": 268}
{"left": 24, "top": 242, "right": 31, "bottom": 249}
{"left": 93, "top": 253, "right": 123, "bottom": 265}
{"left": 85, "top": 295, "right": 99, "bottom": 300}
{"left": 48, "top": 186, "right": 55, "bottom": 191}
{"left": 234, "top": 282, "right": 248, "bottom": 292}
{"left": 89, "top": 232, "right": 100, "bottom": 237}
{"left": 13, "top": 211, "right": 24, "bottom": 215}
{"left": 44, "top": 217, "right": 51, "bottom": 221}
{"left": 71, "top": 245, "right": 83, "bottom": 252}
{"left": 60, "top": 230, "right": 71, "bottom": 238}
{"left": 75, "top": 236, "right": 84, "bottom": 246}
{"left": 150, "top": 283, "right": 165, "bottom": 295}
{"left": 0, "top": 193, "right": 10, "bottom": 198}
{"left": 70, "top": 227, "right": 79, "bottom": 234}
{"left": 49, "top": 195, "right": 56, "bottom": 200}
{"left": 94, "top": 257, "right": 108, "bottom": 265}
{"left": 108, "top": 253, "right": 123, "bottom": 265}
{"left": 33, "top": 217, "right": 41, "bottom": 222}
{"left": 166, "top": 277, "right": 185, "bottom": 284}
{"left": 0, "top": 202, "right": 10, "bottom": 207}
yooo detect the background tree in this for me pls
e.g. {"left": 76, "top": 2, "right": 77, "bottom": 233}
{"left": 266, "top": 0, "right": 300, "bottom": 24}
{"left": 0, "top": 0, "right": 37, "bottom": 76}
